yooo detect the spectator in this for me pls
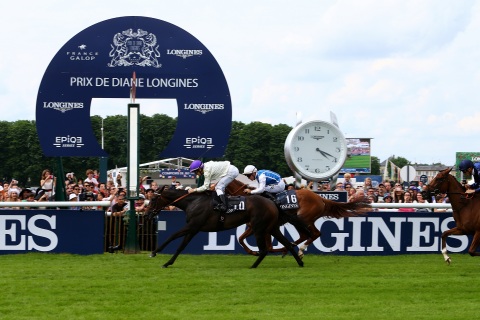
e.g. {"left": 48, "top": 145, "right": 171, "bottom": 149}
{"left": 80, "top": 191, "right": 97, "bottom": 211}
{"left": 366, "top": 187, "right": 378, "bottom": 202}
{"left": 378, "top": 183, "right": 388, "bottom": 198}
{"left": 383, "top": 194, "right": 393, "bottom": 204}
{"left": 383, "top": 181, "right": 393, "bottom": 194}
{"left": 363, "top": 177, "right": 373, "bottom": 190}
{"left": 84, "top": 169, "right": 99, "bottom": 192}
{"left": 40, "top": 169, "right": 56, "bottom": 199}
{"left": 343, "top": 173, "right": 354, "bottom": 188}
{"left": 347, "top": 186, "right": 357, "bottom": 202}
{"left": 134, "top": 194, "right": 147, "bottom": 214}
{"left": 403, "top": 191, "right": 413, "bottom": 203}
{"left": 98, "top": 183, "right": 108, "bottom": 198}
{"left": 150, "top": 181, "right": 159, "bottom": 191}
{"left": 7, "top": 191, "right": 21, "bottom": 209}
{"left": 66, "top": 172, "right": 77, "bottom": 185}
{"left": 111, "top": 195, "right": 128, "bottom": 217}
{"left": 415, "top": 193, "right": 431, "bottom": 212}
{"left": 69, "top": 192, "right": 80, "bottom": 210}
{"left": 8, "top": 179, "right": 22, "bottom": 196}
{"left": 392, "top": 186, "right": 405, "bottom": 203}
{"left": 144, "top": 188, "right": 155, "bottom": 206}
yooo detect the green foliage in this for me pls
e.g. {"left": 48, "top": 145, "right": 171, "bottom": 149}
{"left": 0, "top": 116, "right": 426, "bottom": 185}
{"left": 1, "top": 253, "right": 480, "bottom": 319}
{"left": 371, "top": 156, "right": 380, "bottom": 175}
{"left": 390, "top": 155, "right": 409, "bottom": 169}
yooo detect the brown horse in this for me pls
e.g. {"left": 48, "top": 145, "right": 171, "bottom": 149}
{"left": 145, "top": 186, "right": 305, "bottom": 268}
{"left": 226, "top": 179, "right": 371, "bottom": 257}
{"left": 424, "top": 167, "right": 480, "bottom": 265}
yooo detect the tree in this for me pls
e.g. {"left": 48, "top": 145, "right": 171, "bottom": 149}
{"left": 370, "top": 156, "right": 380, "bottom": 175}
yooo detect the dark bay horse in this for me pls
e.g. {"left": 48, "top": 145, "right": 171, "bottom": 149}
{"left": 424, "top": 167, "right": 480, "bottom": 265}
{"left": 145, "top": 187, "right": 305, "bottom": 268}
{"left": 226, "top": 179, "right": 371, "bottom": 258}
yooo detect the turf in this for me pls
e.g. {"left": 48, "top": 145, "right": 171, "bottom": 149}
{"left": 0, "top": 252, "right": 479, "bottom": 319}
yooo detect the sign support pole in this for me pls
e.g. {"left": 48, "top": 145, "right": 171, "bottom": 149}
{"left": 125, "top": 72, "right": 140, "bottom": 254}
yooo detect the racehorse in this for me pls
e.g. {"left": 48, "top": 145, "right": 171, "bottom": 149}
{"left": 226, "top": 179, "right": 371, "bottom": 258}
{"left": 423, "top": 167, "right": 480, "bottom": 265}
{"left": 145, "top": 186, "right": 306, "bottom": 268}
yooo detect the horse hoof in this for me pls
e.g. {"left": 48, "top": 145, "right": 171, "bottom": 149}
{"left": 445, "top": 258, "right": 451, "bottom": 265}
{"left": 150, "top": 253, "right": 156, "bottom": 258}
{"left": 162, "top": 264, "right": 169, "bottom": 268}
{"left": 298, "top": 261, "right": 304, "bottom": 267}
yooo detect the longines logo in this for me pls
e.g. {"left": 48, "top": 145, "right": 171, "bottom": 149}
{"left": 167, "top": 49, "right": 203, "bottom": 59}
{"left": 66, "top": 44, "right": 98, "bottom": 61}
{"left": 43, "top": 102, "right": 84, "bottom": 113}
{"left": 184, "top": 103, "right": 224, "bottom": 114}
{"left": 184, "top": 137, "right": 214, "bottom": 149}
{"left": 53, "top": 136, "right": 84, "bottom": 148}
{"left": 108, "top": 28, "right": 161, "bottom": 68}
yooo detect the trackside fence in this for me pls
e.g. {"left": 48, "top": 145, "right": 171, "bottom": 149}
{"left": 0, "top": 201, "right": 455, "bottom": 254}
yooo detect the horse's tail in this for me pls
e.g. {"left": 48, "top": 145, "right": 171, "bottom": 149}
{"left": 323, "top": 198, "right": 371, "bottom": 218}
{"left": 278, "top": 208, "right": 313, "bottom": 238}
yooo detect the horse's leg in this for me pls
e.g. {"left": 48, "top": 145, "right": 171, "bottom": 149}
{"left": 162, "top": 231, "right": 199, "bottom": 268}
{"left": 238, "top": 224, "right": 259, "bottom": 256}
{"left": 150, "top": 226, "right": 191, "bottom": 257}
{"left": 250, "top": 231, "right": 268, "bottom": 268}
{"left": 270, "top": 227, "right": 303, "bottom": 267}
{"left": 441, "top": 227, "right": 463, "bottom": 265}
{"left": 467, "top": 231, "right": 480, "bottom": 257}
{"left": 297, "top": 226, "right": 321, "bottom": 259}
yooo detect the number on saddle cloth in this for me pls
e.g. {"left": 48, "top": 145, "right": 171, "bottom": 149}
{"left": 276, "top": 190, "right": 300, "bottom": 210}
{"left": 225, "top": 195, "right": 247, "bottom": 213}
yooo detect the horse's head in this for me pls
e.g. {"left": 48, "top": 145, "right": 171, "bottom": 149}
{"left": 422, "top": 167, "right": 453, "bottom": 201}
{"left": 145, "top": 186, "right": 169, "bottom": 220}
{"left": 145, "top": 186, "right": 191, "bottom": 220}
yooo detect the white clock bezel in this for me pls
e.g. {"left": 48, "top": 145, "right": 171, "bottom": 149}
{"left": 284, "top": 120, "right": 348, "bottom": 181}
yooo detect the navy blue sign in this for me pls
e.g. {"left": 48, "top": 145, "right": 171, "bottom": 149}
{"left": 0, "top": 210, "right": 104, "bottom": 255}
{"left": 36, "top": 16, "right": 231, "bottom": 158}
{"left": 156, "top": 211, "right": 470, "bottom": 255}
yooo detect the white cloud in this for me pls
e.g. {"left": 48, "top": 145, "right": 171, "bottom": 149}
{"left": 1, "top": 0, "right": 480, "bottom": 165}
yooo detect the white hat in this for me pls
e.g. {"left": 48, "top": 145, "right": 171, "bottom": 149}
{"left": 243, "top": 165, "right": 257, "bottom": 175}
{"left": 69, "top": 193, "right": 78, "bottom": 200}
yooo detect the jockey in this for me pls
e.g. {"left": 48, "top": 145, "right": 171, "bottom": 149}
{"left": 458, "top": 159, "right": 480, "bottom": 194}
{"left": 242, "top": 165, "right": 285, "bottom": 201}
{"left": 188, "top": 160, "right": 239, "bottom": 212}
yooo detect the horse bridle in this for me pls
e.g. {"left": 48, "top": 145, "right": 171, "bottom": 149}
{"left": 422, "top": 174, "right": 470, "bottom": 200}
{"left": 148, "top": 190, "right": 191, "bottom": 216}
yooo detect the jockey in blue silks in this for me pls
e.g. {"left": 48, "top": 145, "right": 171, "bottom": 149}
{"left": 458, "top": 159, "right": 480, "bottom": 194}
{"left": 242, "top": 165, "right": 285, "bottom": 201}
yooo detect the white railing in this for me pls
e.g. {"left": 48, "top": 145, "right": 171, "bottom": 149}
{"left": 370, "top": 203, "right": 452, "bottom": 209}
{"left": 0, "top": 201, "right": 111, "bottom": 208}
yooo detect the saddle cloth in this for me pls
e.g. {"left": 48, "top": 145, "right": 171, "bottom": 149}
{"left": 275, "top": 190, "right": 300, "bottom": 210}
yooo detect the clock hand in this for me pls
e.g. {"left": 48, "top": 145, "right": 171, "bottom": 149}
{"left": 316, "top": 148, "right": 337, "bottom": 161}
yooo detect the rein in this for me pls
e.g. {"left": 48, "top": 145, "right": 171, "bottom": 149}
{"left": 149, "top": 191, "right": 191, "bottom": 215}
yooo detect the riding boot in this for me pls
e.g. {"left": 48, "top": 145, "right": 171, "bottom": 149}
{"left": 216, "top": 194, "right": 228, "bottom": 213}
{"left": 213, "top": 193, "right": 228, "bottom": 212}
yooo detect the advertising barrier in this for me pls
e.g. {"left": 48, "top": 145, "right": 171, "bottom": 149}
{"left": 0, "top": 210, "right": 104, "bottom": 255}
{"left": 156, "top": 211, "right": 470, "bottom": 255}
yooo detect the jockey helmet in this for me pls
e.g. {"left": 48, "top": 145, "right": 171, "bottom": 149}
{"left": 459, "top": 159, "right": 474, "bottom": 172}
{"left": 189, "top": 160, "right": 204, "bottom": 172}
{"left": 243, "top": 165, "right": 257, "bottom": 175}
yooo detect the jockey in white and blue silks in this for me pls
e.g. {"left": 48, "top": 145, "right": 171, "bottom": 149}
{"left": 242, "top": 165, "right": 285, "bottom": 195}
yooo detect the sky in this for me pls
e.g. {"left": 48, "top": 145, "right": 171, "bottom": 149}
{"left": 1, "top": 0, "right": 479, "bottom": 166}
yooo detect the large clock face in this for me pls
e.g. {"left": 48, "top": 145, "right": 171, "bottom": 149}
{"left": 284, "top": 120, "right": 348, "bottom": 181}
